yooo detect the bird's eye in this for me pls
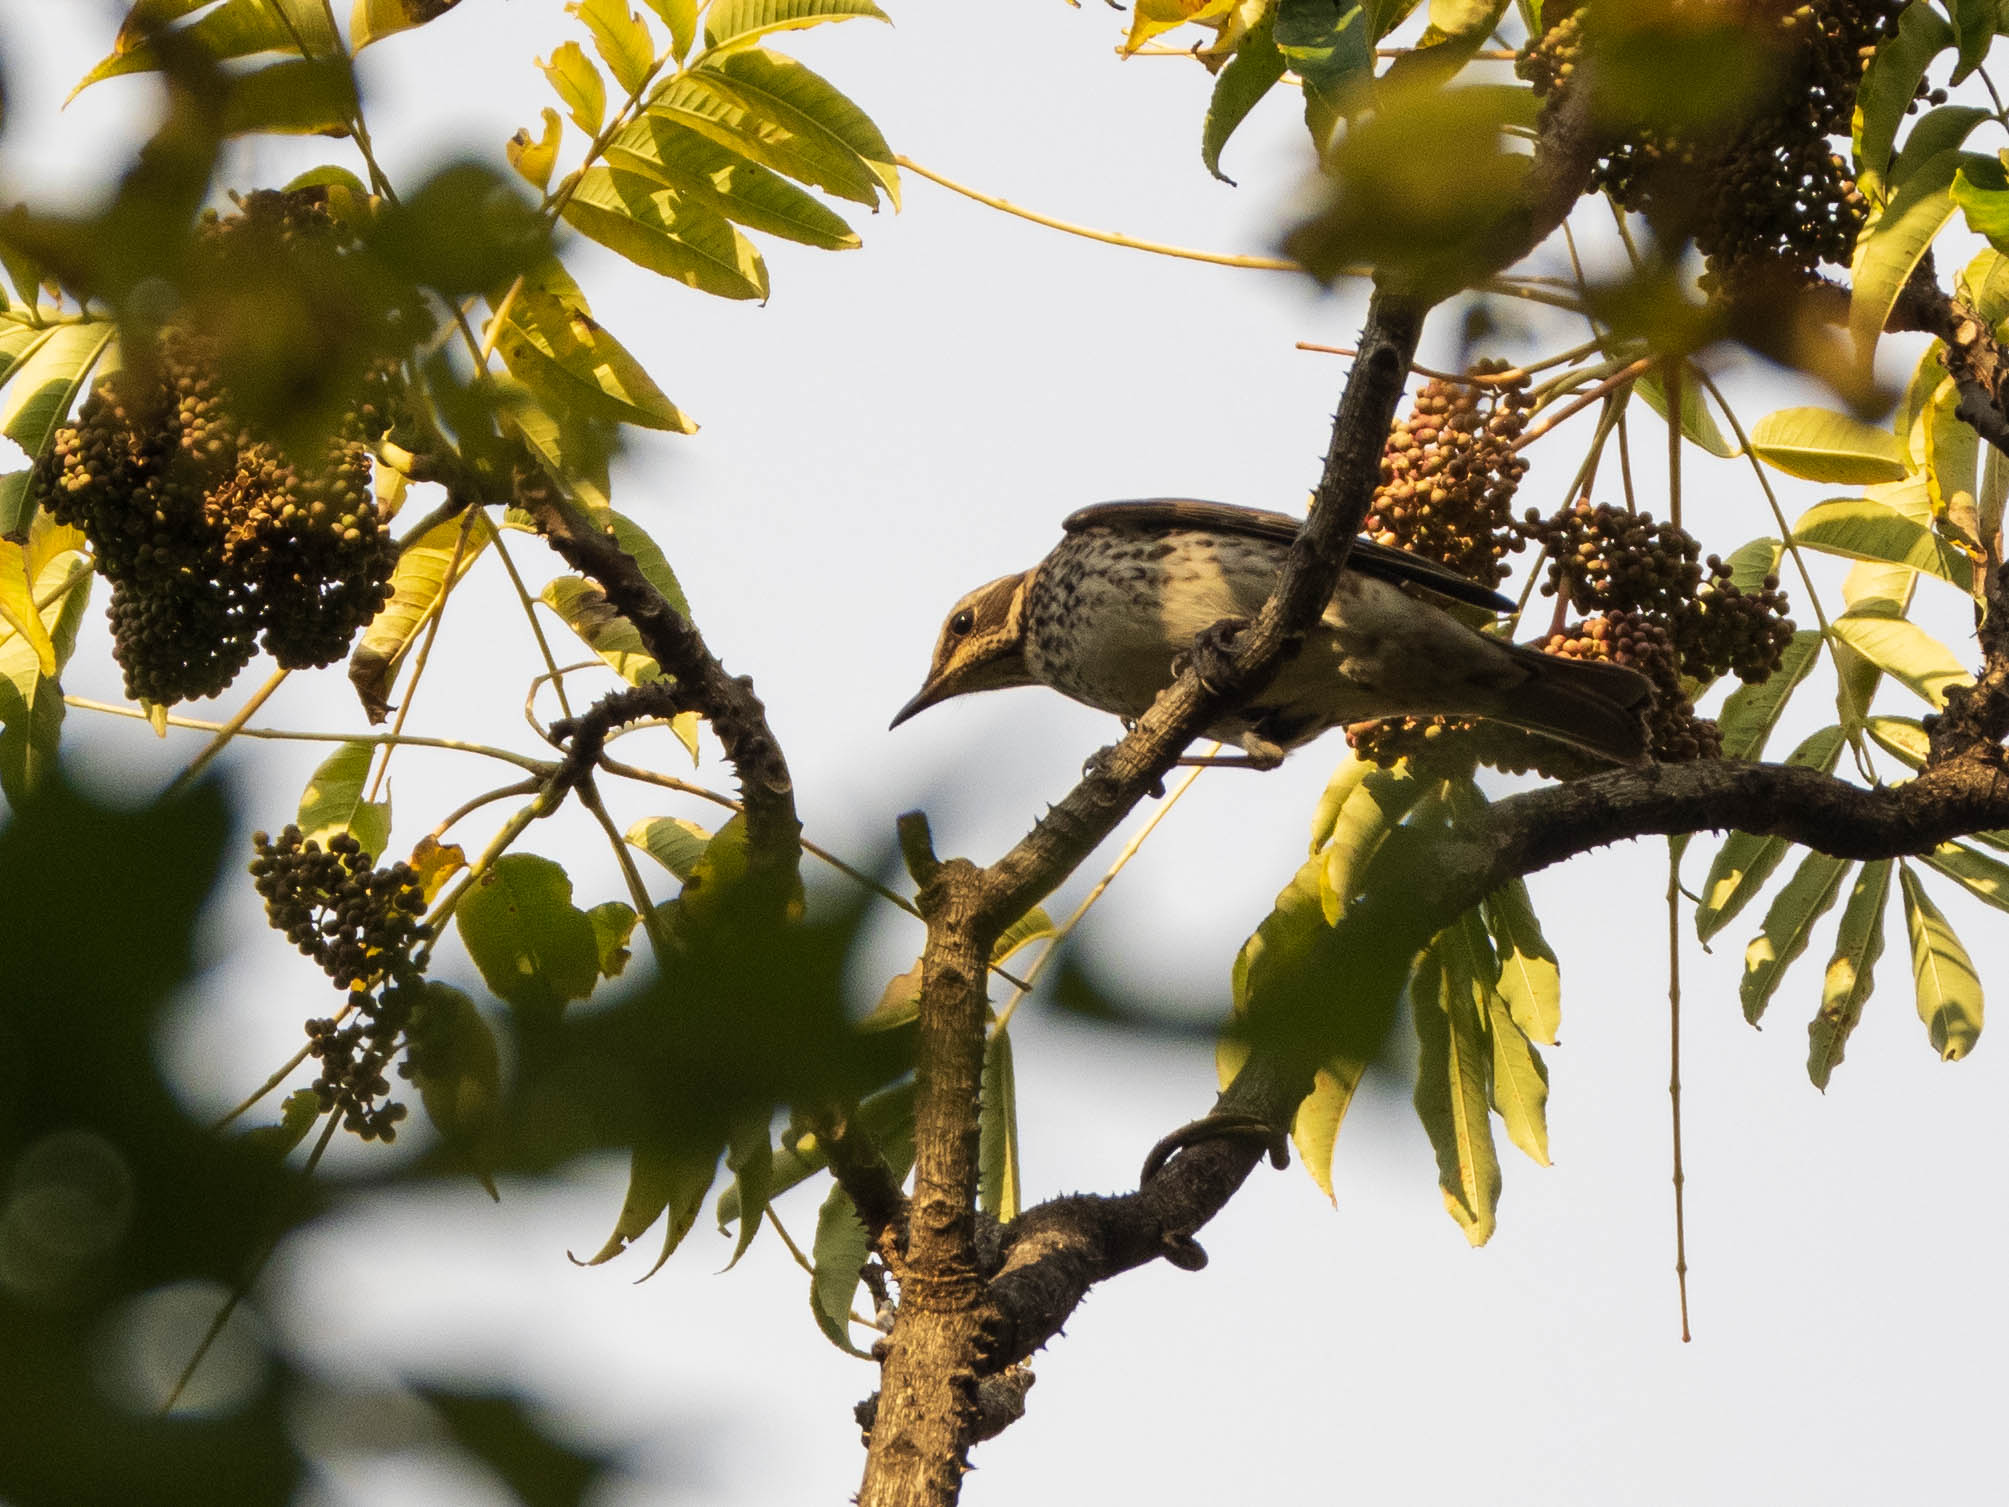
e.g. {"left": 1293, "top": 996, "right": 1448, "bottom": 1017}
{"left": 949, "top": 609, "right": 975, "bottom": 636}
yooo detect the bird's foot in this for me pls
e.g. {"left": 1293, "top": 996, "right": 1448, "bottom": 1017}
{"left": 1172, "top": 616, "right": 1252, "bottom": 694}
{"left": 1140, "top": 1111, "right": 1290, "bottom": 1186}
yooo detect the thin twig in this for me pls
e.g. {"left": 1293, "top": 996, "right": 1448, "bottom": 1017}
{"left": 1666, "top": 844, "right": 1692, "bottom": 1343}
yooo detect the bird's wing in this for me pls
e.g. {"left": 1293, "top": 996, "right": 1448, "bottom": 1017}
{"left": 1061, "top": 499, "right": 1515, "bottom": 613}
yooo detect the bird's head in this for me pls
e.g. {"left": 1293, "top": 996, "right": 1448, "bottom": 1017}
{"left": 890, "top": 572, "right": 1035, "bottom": 728}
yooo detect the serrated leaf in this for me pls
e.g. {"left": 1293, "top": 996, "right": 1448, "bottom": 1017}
{"left": 1739, "top": 850, "right": 1852, "bottom": 1025}
{"left": 347, "top": 513, "right": 488, "bottom": 722}
{"left": 296, "top": 739, "right": 391, "bottom": 858}
{"left": 1411, "top": 923, "right": 1500, "bottom": 1246}
{"left": 1487, "top": 994, "right": 1549, "bottom": 1167}
{"left": 406, "top": 982, "right": 502, "bottom": 1197}
{"left": 577, "top": 1138, "right": 720, "bottom": 1269}
{"left": 667, "top": 48, "right": 898, "bottom": 208}
{"left": 1318, "top": 762, "right": 1426, "bottom": 924}
{"left": 703, "top": 0, "right": 889, "bottom": 55}
{"left": 1483, "top": 875, "right": 1559, "bottom": 1044}
{"left": 507, "top": 108, "right": 563, "bottom": 192}
{"left": 1852, "top": 1, "right": 1955, "bottom": 197}
{"left": 1918, "top": 840, "right": 2009, "bottom": 915}
{"left": 1636, "top": 363, "right": 1738, "bottom": 458}
{"left": 587, "top": 900, "right": 639, "bottom": 977}
{"left": 1715, "top": 628, "right": 1820, "bottom": 761}
{"left": 1202, "top": 8, "right": 1287, "bottom": 184}
{"left": 1749, "top": 406, "right": 1909, "bottom": 484}
{"left": 562, "top": 165, "right": 768, "bottom": 300}
{"left": 978, "top": 1027, "right": 1020, "bottom": 1221}
{"left": 573, "top": 0, "right": 657, "bottom": 96}
{"left": 1899, "top": 864, "right": 1982, "bottom": 1059}
{"left": 0, "top": 322, "right": 115, "bottom": 465}
{"left": 352, "top": 0, "right": 467, "bottom": 50}
{"left": 1792, "top": 496, "right": 1971, "bottom": 584}
{"left": 627, "top": 815, "right": 712, "bottom": 880}
{"left": 541, "top": 39, "right": 607, "bottom": 134}
{"left": 1829, "top": 612, "right": 1973, "bottom": 709}
{"left": 715, "top": 1080, "right": 915, "bottom": 1229}
{"left": 607, "top": 110, "right": 860, "bottom": 249}
{"left": 1851, "top": 148, "right": 1966, "bottom": 365}
{"left": 808, "top": 1183, "right": 874, "bottom": 1355}
{"left": 1808, "top": 858, "right": 1893, "bottom": 1089}
{"left": 722, "top": 1115, "right": 773, "bottom": 1267}
{"left": 455, "top": 852, "right": 602, "bottom": 1015}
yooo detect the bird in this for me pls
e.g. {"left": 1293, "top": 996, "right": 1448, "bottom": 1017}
{"left": 890, "top": 499, "right": 1653, "bottom": 765}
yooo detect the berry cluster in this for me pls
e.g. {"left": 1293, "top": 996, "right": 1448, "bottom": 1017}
{"left": 1523, "top": 499, "right": 1794, "bottom": 682}
{"left": 250, "top": 825, "right": 428, "bottom": 1141}
{"left": 37, "top": 193, "right": 406, "bottom": 705}
{"left": 1364, "top": 367, "right": 1532, "bottom": 589}
{"left": 1520, "top": 0, "right": 1908, "bottom": 285}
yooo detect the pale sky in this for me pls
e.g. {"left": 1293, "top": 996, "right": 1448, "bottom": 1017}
{"left": 4, "top": 3, "right": 2005, "bottom": 1503}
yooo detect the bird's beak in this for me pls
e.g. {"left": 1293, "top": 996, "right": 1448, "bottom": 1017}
{"left": 889, "top": 675, "right": 953, "bottom": 730}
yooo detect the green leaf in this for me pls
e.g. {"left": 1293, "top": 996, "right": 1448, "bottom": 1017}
{"left": 347, "top": 513, "right": 489, "bottom": 722}
{"left": 642, "top": 0, "right": 699, "bottom": 60}
{"left": 1487, "top": 993, "right": 1549, "bottom": 1167}
{"left": 562, "top": 166, "right": 769, "bottom": 301}
{"left": 1952, "top": 151, "right": 2009, "bottom": 254}
{"left": 1899, "top": 864, "right": 1982, "bottom": 1059}
{"left": 1276, "top": 0, "right": 1376, "bottom": 143}
{"left": 1306, "top": 747, "right": 1373, "bottom": 853}
{"left": 240, "top": 1087, "right": 323, "bottom": 1160}
{"left": 587, "top": 900, "right": 639, "bottom": 977}
{"left": 0, "top": 323, "right": 57, "bottom": 397}
{"left": 807, "top": 1183, "right": 873, "bottom": 1355}
{"left": 0, "top": 513, "right": 91, "bottom": 805}
{"left": 352, "top": 0, "right": 468, "bottom": 50}
{"left": 1739, "top": 850, "right": 1852, "bottom": 1026}
{"left": 606, "top": 114, "right": 859, "bottom": 249}
{"left": 1918, "top": 840, "right": 2009, "bottom": 915}
{"left": 668, "top": 48, "right": 898, "bottom": 208}
{"left": 576, "top": 1138, "right": 720, "bottom": 1270}
{"left": 714, "top": 1082, "right": 915, "bottom": 1228}
{"left": 1947, "top": 0, "right": 1999, "bottom": 80}
{"left": 978, "top": 1027, "right": 1020, "bottom": 1221}
{"left": 496, "top": 269, "right": 694, "bottom": 430}
{"left": 1318, "top": 761, "right": 1426, "bottom": 923}
{"left": 1715, "top": 628, "right": 1820, "bottom": 761}
{"left": 1635, "top": 362, "right": 1738, "bottom": 458}
{"left": 1834, "top": 558, "right": 1917, "bottom": 725}
{"left": 1748, "top": 406, "right": 1909, "bottom": 484}
{"left": 74, "top": 0, "right": 339, "bottom": 95}
{"left": 992, "top": 906, "right": 1054, "bottom": 965}
{"left": 1851, "top": 148, "right": 1965, "bottom": 365}
{"left": 1829, "top": 612, "right": 1973, "bottom": 709}
{"left": 508, "top": 108, "right": 564, "bottom": 192}
{"left": 1289, "top": 1056, "right": 1367, "bottom": 1204}
{"left": 296, "top": 740, "right": 391, "bottom": 859}
{"left": 1202, "top": 8, "right": 1288, "bottom": 184}
{"left": 1721, "top": 535, "right": 1783, "bottom": 594}
{"left": 405, "top": 982, "right": 502, "bottom": 1197}
{"left": 1892, "top": 103, "right": 1992, "bottom": 185}
{"left": 221, "top": 55, "right": 359, "bottom": 136}
{"left": 0, "top": 323, "right": 115, "bottom": 466}
{"left": 1808, "top": 858, "right": 1893, "bottom": 1089}
{"left": 627, "top": 816, "right": 712, "bottom": 880}
{"left": 1482, "top": 875, "right": 1559, "bottom": 1045}
{"left": 1852, "top": 1, "right": 1955, "bottom": 196}
{"left": 455, "top": 853, "right": 603, "bottom": 1015}
{"left": 573, "top": 0, "right": 658, "bottom": 96}
{"left": 1693, "top": 728, "right": 1844, "bottom": 945}
{"left": 541, "top": 39, "right": 607, "bottom": 134}
{"left": 1866, "top": 713, "right": 1930, "bottom": 767}
{"left": 1792, "top": 496, "right": 1972, "bottom": 584}
{"left": 702, "top": 0, "right": 889, "bottom": 55}
{"left": 1411, "top": 921, "right": 1501, "bottom": 1246}
{"left": 722, "top": 1115, "right": 773, "bottom": 1267}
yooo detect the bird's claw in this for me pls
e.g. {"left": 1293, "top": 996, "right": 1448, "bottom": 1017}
{"left": 1180, "top": 616, "right": 1251, "bottom": 694}
{"left": 1140, "top": 1111, "right": 1290, "bottom": 1186}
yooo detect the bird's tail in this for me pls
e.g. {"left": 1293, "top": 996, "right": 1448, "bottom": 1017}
{"left": 1497, "top": 645, "right": 1655, "bottom": 763}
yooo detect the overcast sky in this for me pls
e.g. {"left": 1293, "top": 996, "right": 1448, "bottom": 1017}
{"left": 4, "top": 3, "right": 2005, "bottom": 1503}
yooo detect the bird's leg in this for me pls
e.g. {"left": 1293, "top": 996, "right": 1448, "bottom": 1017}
{"left": 1172, "top": 615, "right": 1252, "bottom": 695}
{"left": 1171, "top": 730, "right": 1287, "bottom": 770}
